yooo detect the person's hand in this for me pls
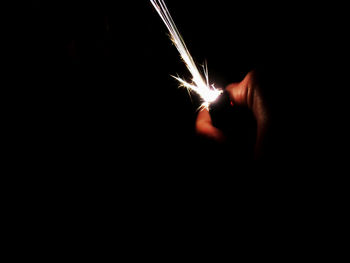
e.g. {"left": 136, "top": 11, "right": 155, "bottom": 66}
{"left": 195, "top": 71, "right": 270, "bottom": 158}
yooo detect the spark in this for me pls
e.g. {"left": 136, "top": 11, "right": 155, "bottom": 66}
{"left": 150, "top": 0, "right": 222, "bottom": 108}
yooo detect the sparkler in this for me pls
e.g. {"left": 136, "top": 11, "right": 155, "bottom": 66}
{"left": 150, "top": 0, "right": 222, "bottom": 109}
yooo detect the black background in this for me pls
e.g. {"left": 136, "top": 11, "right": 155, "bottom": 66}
{"left": 10, "top": 0, "right": 349, "bottom": 253}
{"left": 22, "top": 0, "right": 347, "bottom": 173}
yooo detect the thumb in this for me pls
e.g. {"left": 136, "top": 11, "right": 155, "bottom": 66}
{"left": 226, "top": 71, "right": 270, "bottom": 160}
{"left": 225, "top": 71, "right": 254, "bottom": 108}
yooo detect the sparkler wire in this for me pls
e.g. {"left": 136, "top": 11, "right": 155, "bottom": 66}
{"left": 150, "top": 0, "right": 222, "bottom": 108}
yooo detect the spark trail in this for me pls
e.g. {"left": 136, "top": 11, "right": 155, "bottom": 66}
{"left": 150, "top": 0, "right": 222, "bottom": 108}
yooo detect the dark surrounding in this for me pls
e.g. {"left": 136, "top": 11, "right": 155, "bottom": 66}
{"left": 23, "top": 0, "right": 346, "bottom": 171}
{"left": 10, "top": 0, "right": 348, "bottom": 256}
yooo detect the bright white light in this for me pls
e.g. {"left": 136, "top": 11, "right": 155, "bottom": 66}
{"left": 150, "top": 0, "right": 222, "bottom": 108}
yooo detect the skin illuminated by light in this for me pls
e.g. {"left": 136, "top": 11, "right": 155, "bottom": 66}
{"left": 150, "top": 0, "right": 222, "bottom": 108}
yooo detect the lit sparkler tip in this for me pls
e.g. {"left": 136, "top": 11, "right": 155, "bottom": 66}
{"left": 172, "top": 75, "right": 223, "bottom": 107}
{"left": 151, "top": 0, "right": 222, "bottom": 107}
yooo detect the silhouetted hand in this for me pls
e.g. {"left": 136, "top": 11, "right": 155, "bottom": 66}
{"left": 196, "top": 71, "right": 270, "bottom": 159}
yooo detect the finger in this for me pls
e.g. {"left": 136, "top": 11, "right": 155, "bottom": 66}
{"left": 225, "top": 82, "right": 247, "bottom": 106}
{"left": 225, "top": 72, "right": 253, "bottom": 107}
{"left": 196, "top": 108, "right": 225, "bottom": 142}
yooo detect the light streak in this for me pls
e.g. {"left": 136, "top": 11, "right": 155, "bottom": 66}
{"left": 150, "top": 0, "right": 222, "bottom": 108}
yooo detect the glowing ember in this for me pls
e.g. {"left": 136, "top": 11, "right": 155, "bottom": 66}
{"left": 150, "top": 0, "right": 222, "bottom": 108}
